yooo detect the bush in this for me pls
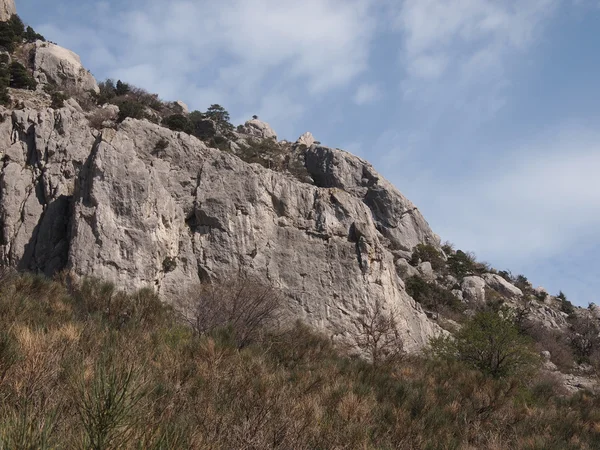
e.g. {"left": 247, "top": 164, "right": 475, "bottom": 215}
{"left": 569, "top": 316, "right": 600, "bottom": 364}
{"left": 405, "top": 275, "right": 463, "bottom": 313}
{"left": 50, "top": 91, "right": 68, "bottom": 109}
{"left": 447, "top": 250, "right": 478, "bottom": 279}
{"left": 9, "top": 61, "right": 36, "bottom": 90}
{"left": 350, "top": 300, "right": 404, "bottom": 365}
{"left": 115, "top": 100, "right": 145, "bottom": 123}
{"left": 430, "top": 310, "right": 540, "bottom": 378}
{"left": 175, "top": 277, "right": 282, "bottom": 348}
{"left": 162, "top": 114, "right": 192, "bottom": 133}
{"left": 410, "top": 243, "right": 445, "bottom": 271}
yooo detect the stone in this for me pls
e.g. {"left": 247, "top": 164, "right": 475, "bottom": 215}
{"left": 173, "top": 100, "right": 189, "bottom": 114}
{"left": 483, "top": 273, "right": 523, "bottom": 298}
{"left": 395, "top": 258, "right": 419, "bottom": 279}
{"left": 239, "top": 118, "right": 277, "bottom": 140}
{"left": 0, "top": 0, "right": 15, "bottom": 22}
{"left": 461, "top": 276, "right": 486, "bottom": 304}
{"left": 32, "top": 41, "right": 99, "bottom": 94}
{"left": 296, "top": 131, "right": 316, "bottom": 147}
{"left": 418, "top": 261, "right": 434, "bottom": 281}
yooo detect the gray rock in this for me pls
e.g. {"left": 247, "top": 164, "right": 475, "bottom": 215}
{"left": 0, "top": 0, "right": 15, "bottom": 21}
{"left": 418, "top": 261, "right": 435, "bottom": 281}
{"left": 32, "top": 41, "right": 99, "bottom": 94}
{"left": 395, "top": 258, "right": 419, "bottom": 279}
{"left": 461, "top": 276, "right": 486, "bottom": 304}
{"left": 173, "top": 100, "right": 189, "bottom": 114}
{"left": 483, "top": 273, "right": 523, "bottom": 298}
{"left": 296, "top": 132, "right": 316, "bottom": 147}
{"left": 239, "top": 118, "right": 277, "bottom": 140}
{"left": 0, "top": 109, "right": 444, "bottom": 352}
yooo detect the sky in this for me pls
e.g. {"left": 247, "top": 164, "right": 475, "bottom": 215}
{"left": 16, "top": 0, "right": 600, "bottom": 306}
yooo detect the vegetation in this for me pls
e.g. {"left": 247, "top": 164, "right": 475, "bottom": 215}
{"left": 431, "top": 309, "right": 540, "bottom": 378}
{"left": 0, "top": 15, "right": 45, "bottom": 53}
{"left": 0, "top": 270, "right": 598, "bottom": 449}
{"left": 405, "top": 275, "right": 463, "bottom": 314}
{"left": 0, "top": 271, "right": 598, "bottom": 448}
{"left": 410, "top": 243, "right": 445, "bottom": 271}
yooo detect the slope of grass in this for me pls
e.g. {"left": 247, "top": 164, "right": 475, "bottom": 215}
{"left": 0, "top": 271, "right": 599, "bottom": 449}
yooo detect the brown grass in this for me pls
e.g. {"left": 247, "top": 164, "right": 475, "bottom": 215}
{"left": 0, "top": 271, "right": 598, "bottom": 449}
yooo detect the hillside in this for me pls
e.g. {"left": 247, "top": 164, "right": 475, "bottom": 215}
{"left": 1, "top": 1, "right": 600, "bottom": 447}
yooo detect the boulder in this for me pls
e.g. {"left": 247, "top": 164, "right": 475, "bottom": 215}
{"left": 296, "top": 131, "right": 316, "bottom": 147}
{"left": 173, "top": 100, "right": 189, "bottom": 114}
{"left": 239, "top": 118, "right": 277, "bottom": 140}
{"left": 395, "top": 258, "right": 419, "bottom": 279}
{"left": 461, "top": 276, "right": 486, "bottom": 303}
{"left": 32, "top": 41, "right": 99, "bottom": 94}
{"left": 418, "top": 261, "right": 435, "bottom": 281}
{"left": 483, "top": 273, "right": 523, "bottom": 298}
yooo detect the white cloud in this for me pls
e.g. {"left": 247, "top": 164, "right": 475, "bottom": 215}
{"left": 397, "top": 0, "right": 557, "bottom": 81}
{"left": 408, "top": 125, "right": 600, "bottom": 262}
{"left": 353, "top": 83, "right": 381, "bottom": 105}
{"left": 38, "top": 0, "right": 377, "bottom": 138}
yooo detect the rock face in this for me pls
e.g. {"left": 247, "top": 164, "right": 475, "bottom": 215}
{"left": 32, "top": 42, "right": 100, "bottom": 94}
{"left": 0, "top": 103, "right": 443, "bottom": 351}
{"left": 0, "top": 0, "right": 15, "bottom": 22}
{"left": 296, "top": 132, "right": 316, "bottom": 147}
{"left": 239, "top": 118, "right": 277, "bottom": 140}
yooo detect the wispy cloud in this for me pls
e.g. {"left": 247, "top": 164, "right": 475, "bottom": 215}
{"left": 353, "top": 83, "right": 382, "bottom": 105}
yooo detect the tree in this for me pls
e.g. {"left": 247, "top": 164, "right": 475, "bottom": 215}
{"left": 351, "top": 300, "right": 404, "bottom": 365}
{"left": 9, "top": 61, "right": 36, "bottom": 90}
{"left": 115, "top": 80, "right": 130, "bottom": 96}
{"left": 175, "top": 277, "right": 282, "bottom": 348}
{"left": 24, "top": 25, "right": 44, "bottom": 43}
{"left": 430, "top": 310, "right": 539, "bottom": 378}
{"left": 569, "top": 316, "right": 600, "bottom": 364}
{"left": 204, "top": 104, "right": 234, "bottom": 133}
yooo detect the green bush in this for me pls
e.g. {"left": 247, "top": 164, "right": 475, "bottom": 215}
{"left": 116, "top": 100, "right": 145, "bottom": 123}
{"left": 430, "top": 310, "right": 540, "bottom": 378}
{"left": 410, "top": 243, "right": 445, "bottom": 271}
{"left": 447, "top": 250, "right": 478, "bottom": 279}
{"left": 9, "top": 61, "right": 36, "bottom": 90}
{"left": 162, "top": 114, "right": 192, "bottom": 133}
{"left": 405, "top": 275, "right": 463, "bottom": 313}
{"left": 50, "top": 91, "right": 68, "bottom": 109}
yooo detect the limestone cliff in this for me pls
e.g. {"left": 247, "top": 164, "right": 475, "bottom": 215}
{"left": 0, "top": 101, "right": 443, "bottom": 350}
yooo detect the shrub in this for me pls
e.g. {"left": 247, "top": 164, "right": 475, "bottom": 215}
{"left": 175, "top": 277, "right": 282, "bottom": 348}
{"left": 430, "top": 310, "right": 540, "bottom": 378}
{"left": 557, "top": 291, "right": 575, "bottom": 316}
{"left": 9, "top": 61, "right": 36, "bottom": 90}
{"left": 350, "top": 300, "right": 404, "bottom": 365}
{"left": 405, "top": 275, "right": 463, "bottom": 313}
{"left": 115, "top": 80, "right": 130, "bottom": 97}
{"left": 569, "top": 316, "right": 600, "bottom": 364}
{"left": 50, "top": 91, "right": 68, "bottom": 109}
{"left": 115, "top": 100, "right": 145, "bottom": 123}
{"left": 410, "top": 243, "right": 445, "bottom": 271}
{"left": 447, "top": 250, "right": 478, "bottom": 279}
{"left": 162, "top": 114, "right": 192, "bottom": 133}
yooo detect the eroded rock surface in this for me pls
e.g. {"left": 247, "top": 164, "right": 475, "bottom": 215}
{"left": 0, "top": 105, "right": 443, "bottom": 351}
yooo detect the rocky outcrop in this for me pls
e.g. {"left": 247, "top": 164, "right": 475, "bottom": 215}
{"left": 483, "top": 273, "right": 523, "bottom": 298}
{"left": 461, "top": 276, "right": 486, "bottom": 303}
{"left": 296, "top": 132, "right": 316, "bottom": 147}
{"left": 0, "top": 0, "right": 15, "bottom": 22}
{"left": 239, "top": 118, "right": 277, "bottom": 140}
{"left": 32, "top": 42, "right": 99, "bottom": 94}
{"left": 0, "top": 103, "right": 443, "bottom": 351}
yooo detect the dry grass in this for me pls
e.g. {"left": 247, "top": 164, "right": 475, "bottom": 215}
{"left": 0, "top": 271, "right": 598, "bottom": 449}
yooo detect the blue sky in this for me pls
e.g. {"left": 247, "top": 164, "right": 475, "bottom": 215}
{"left": 16, "top": 0, "right": 600, "bottom": 306}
